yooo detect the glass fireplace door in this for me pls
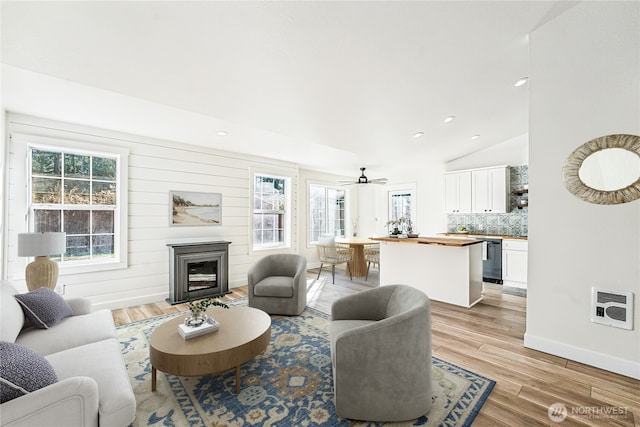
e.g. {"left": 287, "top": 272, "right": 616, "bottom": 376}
{"left": 187, "top": 260, "right": 218, "bottom": 291}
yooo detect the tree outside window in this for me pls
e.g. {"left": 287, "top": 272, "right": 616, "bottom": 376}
{"left": 30, "top": 148, "right": 118, "bottom": 263}
{"left": 309, "top": 184, "right": 345, "bottom": 243}
{"left": 253, "top": 174, "right": 290, "bottom": 250}
{"left": 389, "top": 192, "right": 413, "bottom": 233}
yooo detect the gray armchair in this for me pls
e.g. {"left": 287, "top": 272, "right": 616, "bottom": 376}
{"left": 330, "top": 285, "right": 432, "bottom": 422}
{"left": 247, "top": 254, "right": 307, "bottom": 315}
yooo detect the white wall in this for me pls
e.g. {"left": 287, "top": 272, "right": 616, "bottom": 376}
{"left": 357, "top": 184, "right": 384, "bottom": 237}
{"left": 0, "top": 80, "right": 5, "bottom": 276}
{"left": 415, "top": 164, "right": 448, "bottom": 237}
{"left": 2, "top": 68, "right": 302, "bottom": 310}
{"left": 297, "top": 168, "right": 353, "bottom": 268}
{"left": 527, "top": 1, "right": 640, "bottom": 379}
{"left": 356, "top": 164, "right": 448, "bottom": 239}
{"left": 446, "top": 133, "right": 528, "bottom": 172}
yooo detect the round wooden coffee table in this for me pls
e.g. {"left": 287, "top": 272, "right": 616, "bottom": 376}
{"left": 149, "top": 306, "right": 271, "bottom": 393}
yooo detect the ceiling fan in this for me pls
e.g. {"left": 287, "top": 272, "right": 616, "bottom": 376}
{"left": 340, "top": 167, "right": 388, "bottom": 186}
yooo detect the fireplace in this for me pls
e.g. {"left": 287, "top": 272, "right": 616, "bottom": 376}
{"left": 167, "top": 241, "right": 231, "bottom": 304}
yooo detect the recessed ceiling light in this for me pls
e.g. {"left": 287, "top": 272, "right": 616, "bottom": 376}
{"left": 443, "top": 116, "right": 455, "bottom": 124}
{"left": 216, "top": 130, "right": 229, "bottom": 136}
{"left": 514, "top": 77, "right": 528, "bottom": 87}
{"left": 471, "top": 134, "right": 480, "bottom": 140}
{"left": 413, "top": 132, "right": 424, "bottom": 139}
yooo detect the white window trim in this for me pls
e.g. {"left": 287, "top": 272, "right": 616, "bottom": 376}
{"left": 11, "top": 132, "right": 129, "bottom": 275}
{"left": 387, "top": 183, "right": 417, "bottom": 231}
{"left": 249, "top": 167, "right": 293, "bottom": 254}
{"left": 307, "top": 181, "right": 349, "bottom": 246}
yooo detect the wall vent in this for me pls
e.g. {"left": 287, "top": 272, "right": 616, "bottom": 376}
{"left": 591, "top": 288, "right": 634, "bottom": 330}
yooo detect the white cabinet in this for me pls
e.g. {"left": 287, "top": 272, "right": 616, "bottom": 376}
{"left": 444, "top": 166, "right": 510, "bottom": 214}
{"left": 471, "top": 166, "right": 510, "bottom": 213}
{"left": 443, "top": 171, "right": 472, "bottom": 213}
{"left": 502, "top": 239, "right": 528, "bottom": 288}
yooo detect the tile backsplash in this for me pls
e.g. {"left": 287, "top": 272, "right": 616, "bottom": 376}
{"left": 447, "top": 165, "right": 528, "bottom": 237}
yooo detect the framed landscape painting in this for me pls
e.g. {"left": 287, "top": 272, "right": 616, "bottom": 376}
{"left": 170, "top": 191, "right": 221, "bottom": 226}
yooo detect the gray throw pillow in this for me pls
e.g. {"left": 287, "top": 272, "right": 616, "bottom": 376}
{"left": 0, "top": 341, "right": 58, "bottom": 403}
{"left": 14, "top": 287, "right": 73, "bottom": 329}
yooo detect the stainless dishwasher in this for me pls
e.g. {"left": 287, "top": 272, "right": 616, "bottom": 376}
{"left": 480, "top": 238, "right": 503, "bottom": 284}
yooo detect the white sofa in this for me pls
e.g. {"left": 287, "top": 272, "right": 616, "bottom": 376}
{"left": 0, "top": 280, "right": 136, "bottom": 427}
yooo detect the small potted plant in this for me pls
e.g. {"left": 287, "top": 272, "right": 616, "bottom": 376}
{"left": 386, "top": 217, "right": 406, "bottom": 236}
{"left": 183, "top": 293, "right": 229, "bottom": 327}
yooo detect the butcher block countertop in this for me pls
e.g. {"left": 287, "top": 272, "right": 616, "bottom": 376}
{"left": 370, "top": 236, "right": 482, "bottom": 247}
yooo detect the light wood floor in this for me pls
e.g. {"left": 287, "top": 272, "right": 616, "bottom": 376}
{"left": 112, "top": 267, "right": 639, "bottom": 426}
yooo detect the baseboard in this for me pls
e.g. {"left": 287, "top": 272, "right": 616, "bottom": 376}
{"left": 502, "top": 280, "right": 526, "bottom": 289}
{"left": 96, "top": 274, "right": 319, "bottom": 311}
{"left": 229, "top": 279, "right": 247, "bottom": 288}
{"left": 524, "top": 332, "right": 640, "bottom": 380}
{"left": 96, "top": 279, "right": 250, "bottom": 310}
{"left": 93, "top": 292, "right": 169, "bottom": 311}
{"left": 307, "top": 261, "right": 322, "bottom": 270}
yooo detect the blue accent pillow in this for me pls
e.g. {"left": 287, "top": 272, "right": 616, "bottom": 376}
{"left": 0, "top": 341, "right": 58, "bottom": 403}
{"left": 14, "top": 287, "right": 73, "bottom": 329}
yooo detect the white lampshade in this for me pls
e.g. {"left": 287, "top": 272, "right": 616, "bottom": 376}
{"left": 18, "top": 232, "right": 67, "bottom": 257}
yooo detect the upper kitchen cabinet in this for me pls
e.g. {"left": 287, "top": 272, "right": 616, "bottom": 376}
{"left": 471, "top": 166, "right": 510, "bottom": 213}
{"left": 443, "top": 171, "right": 472, "bottom": 213}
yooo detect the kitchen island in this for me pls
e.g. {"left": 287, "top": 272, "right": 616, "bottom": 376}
{"left": 370, "top": 236, "right": 483, "bottom": 308}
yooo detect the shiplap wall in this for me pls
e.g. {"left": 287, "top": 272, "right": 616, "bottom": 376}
{"left": 6, "top": 114, "right": 298, "bottom": 310}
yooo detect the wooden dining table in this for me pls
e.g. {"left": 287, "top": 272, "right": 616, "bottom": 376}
{"left": 335, "top": 237, "right": 376, "bottom": 277}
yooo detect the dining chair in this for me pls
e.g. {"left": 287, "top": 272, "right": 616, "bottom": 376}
{"left": 363, "top": 243, "right": 380, "bottom": 281}
{"left": 316, "top": 243, "right": 354, "bottom": 284}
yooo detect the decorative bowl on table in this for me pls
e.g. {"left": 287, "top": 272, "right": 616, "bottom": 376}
{"left": 185, "top": 312, "right": 208, "bottom": 328}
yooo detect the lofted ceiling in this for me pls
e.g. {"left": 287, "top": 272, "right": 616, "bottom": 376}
{"left": 1, "top": 1, "right": 574, "bottom": 178}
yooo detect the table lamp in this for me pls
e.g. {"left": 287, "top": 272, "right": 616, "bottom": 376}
{"left": 18, "top": 232, "right": 67, "bottom": 291}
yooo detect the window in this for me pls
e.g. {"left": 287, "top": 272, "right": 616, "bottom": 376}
{"left": 253, "top": 173, "right": 291, "bottom": 250}
{"left": 389, "top": 190, "right": 414, "bottom": 232}
{"left": 28, "top": 147, "right": 122, "bottom": 266}
{"left": 309, "top": 184, "right": 346, "bottom": 243}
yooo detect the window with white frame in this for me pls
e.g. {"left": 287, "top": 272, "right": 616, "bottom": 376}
{"left": 389, "top": 190, "right": 414, "bottom": 232}
{"left": 28, "top": 146, "right": 125, "bottom": 266}
{"left": 253, "top": 173, "right": 291, "bottom": 250}
{"left": 309, "top": 184, "right": 346, "bottom": 243}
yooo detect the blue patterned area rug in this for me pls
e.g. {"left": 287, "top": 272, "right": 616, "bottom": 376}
{"left": 117, "top": 299, "right": 494, "bottom": 426}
